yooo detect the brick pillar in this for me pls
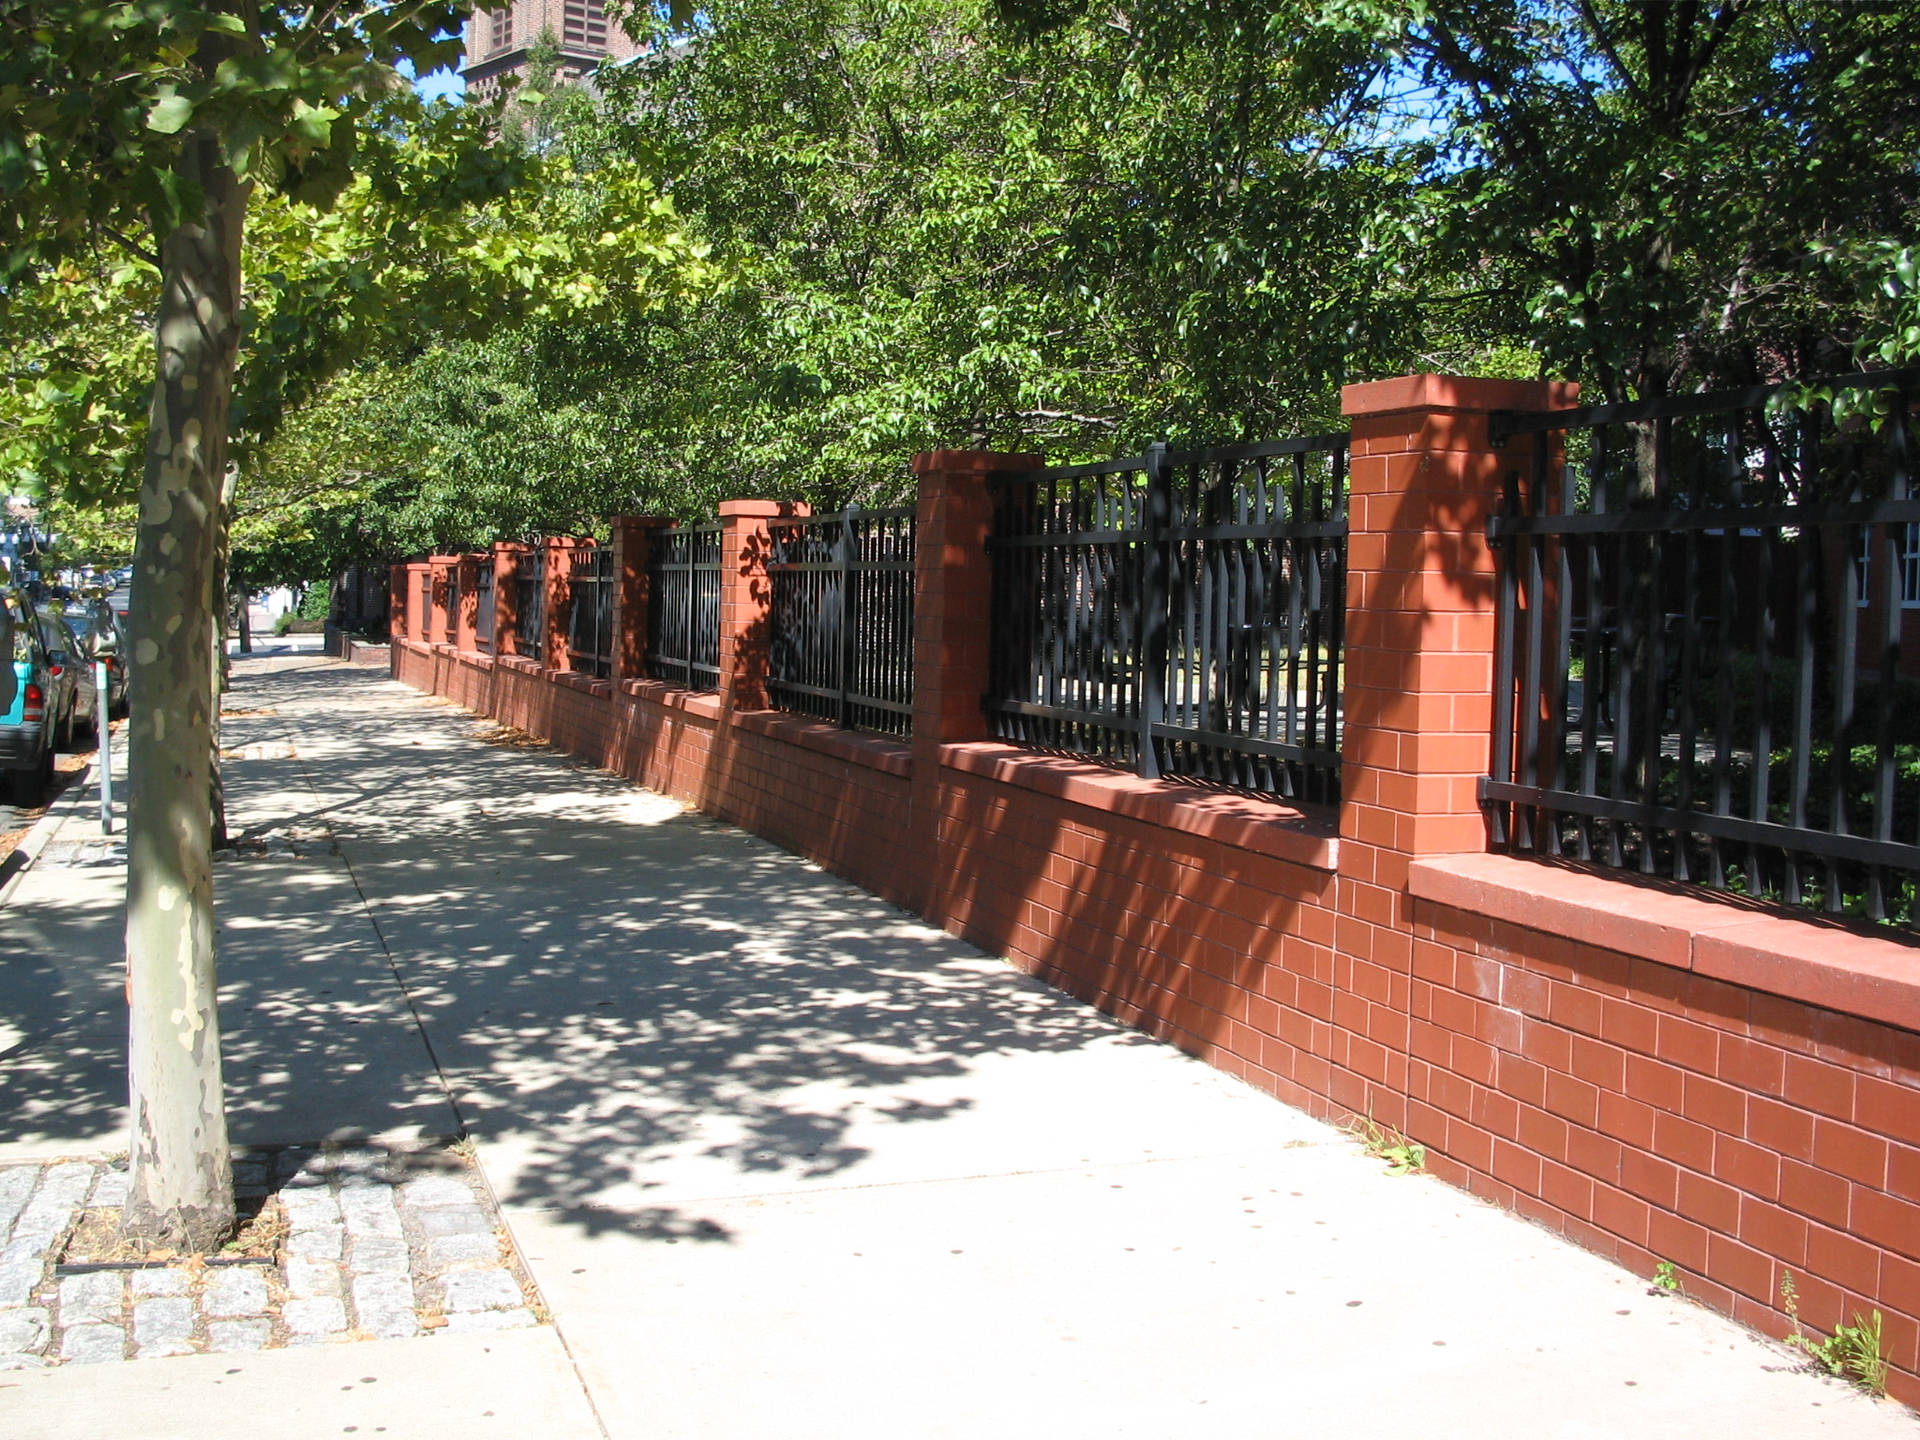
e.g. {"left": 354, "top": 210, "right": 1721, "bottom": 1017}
{"left": 718, "top": 501, "right": 808, "bottom": 712}
{"left": 492, "top": 543, "right": 525, "bottom": 656}
{"left": 428, "top": 557, "right": 455, "bottom": 644}
{"left": 543, "top": 537, "right": 588, "bottom": 672}
{"left": 907, "top": 449, "right": 1039, "bottom": 911}
{"left": 389, "top": 565, "right": 409, "bottom": 640}
{"left": 1333, "top": 374, "right": 1579, "bottom": 1123}
{"left": 407, "top": 564, "right": 429, "bottom": 642}
{"left": 610, "top": 517, "right": 674, "bottom": 683}
{"left": 455, "top": 555, "right": 482, "bottom": 652}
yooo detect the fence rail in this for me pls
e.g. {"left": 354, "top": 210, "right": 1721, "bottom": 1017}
{"left": 645, "top": 523, "right": 722, "bottom": 690}
{"left": 766, "top": 506, "right": 916, "bottom": 735}
{"left": 1485, "top": 366, "right": 1920, "bottom": 922}
{"left": 987, "top": 433, "right": 1347, "bottom": 803}
{"left": 568, "top": 546, "right": 614, "bottom": 679}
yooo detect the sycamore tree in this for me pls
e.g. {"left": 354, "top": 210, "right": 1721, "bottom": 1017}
{"left": 0, "top": 0, "right": 699, "bottom": 1249}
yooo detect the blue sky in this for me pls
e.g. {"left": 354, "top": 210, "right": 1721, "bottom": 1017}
{"left": 400, "top": 59, "right": 466, "bottom": 103}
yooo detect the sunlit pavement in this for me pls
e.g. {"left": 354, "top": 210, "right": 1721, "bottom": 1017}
{"left": 0, "top": 653, "right": 1913, "bottom": 1438}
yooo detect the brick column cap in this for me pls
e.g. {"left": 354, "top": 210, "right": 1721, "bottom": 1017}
{"left": 614, "top": 515, "right": 679, "bottom": 530}
{"left": 912, "top": 450, "right": 1041, "bottom": 475}
{"left": 719, "top": 500, "right": 810, "bottom": 520}
{"left": 1341, "top": 373, "right": 1581, "bottom": 418}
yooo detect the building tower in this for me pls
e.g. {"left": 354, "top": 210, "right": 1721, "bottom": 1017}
{"left": 459, "top": 0, "right": 646, "bottom": 101}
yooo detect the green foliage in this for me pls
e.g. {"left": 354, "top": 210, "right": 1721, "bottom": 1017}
{"left": 1346, "top": 1113, "right": 1425, "bottom": 1175}
{"left": 1651, "top": 1260, "right": 1682, "bottom": 1294}
{"left": 1782, "top": 1272, "right": 1889, "bottom": 1398}
{"left": 296, "top": 583, "right": 330, "bottom": 621}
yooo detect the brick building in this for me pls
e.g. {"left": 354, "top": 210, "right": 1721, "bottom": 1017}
{"left": 459, "top": 0, "right": 646, "bottom": 100}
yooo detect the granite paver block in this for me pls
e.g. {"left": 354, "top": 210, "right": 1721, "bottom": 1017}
{"left": 0, "top": 1166, "right": 38, "bottom": 1207}
{"left": 351, "top": 1273, "right": 418, "bottom": 1339}
{"left": 0, "top": 1352, "right": 48, "bottom": 1370}
{"left": 287, "top": 1258, "right": 343, "bottom": 1298}
{"left": 39, "top": 1163, "right": 96, "bottom": 1208}
{"left": 87, "top": 1168, "right": 130, "bottom": 1209}
{"left": 441, "top": 1269, "right": 522, "bottom": 1313}
{"left": 0, "top": 1166, "right": 38, "bottom": 1241}
{"left": 418, "top": 1206, "right": 489, "bottom": 1239}
{"left": 0, "top": 1306, "right": 49, "bottom": 1354}
{"left": 61, "top": 1323, "right": 127, "bottom": 1364}
{"left": 3, "top": 1200, "right": 73, "bottom": 1263}
{"left": 0, "top": 1258, "right": 40, "bottom": 1306}
{"left": 349, "top": 1236, "right": 411, "bottom": 1276}
{"left": 57, "top": 1271, "right": 124, "bottom": 1327}
{"left": 287, "top": 1223, "right": 345, "bottom": 1260}
{"left": 400, "top": 1176, "right": 476, "bottom": 1208}
{"left": 426, "top": 1234, "right": 498, "bottom": 1268}
{"left": 339, "top": 1190, "right": 404, "bottom": 1239}
{"left": 203, "top": 1267, "right": 270, "bottom": 1318}
{"left": 282, "top": 1296, "right": 347, "bottom": 1336}
{"left": 133, "top": 1297, "right": 194, "bottom": 1356}
{"left": 207, "top": 1319, "right": 271, "bottom": 1353}
{"left": 130, "top": 1269, "right": 189, "bottom": 1298}
{"left": 279, "top": 1189, "right": 342, "bottom": 1225}
{"left": 445, "top": 1308, "right": 535, "bottom": 1334}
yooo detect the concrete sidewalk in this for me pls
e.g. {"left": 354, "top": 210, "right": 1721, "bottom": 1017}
{"left": 1, "top": 654, "right": 1913, "bottom": 1437}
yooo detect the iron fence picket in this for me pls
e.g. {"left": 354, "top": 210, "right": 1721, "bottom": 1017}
{"left": 645, "top": 524, "right": 721, "bottom": 690}
{"left": 766, "top": 507, "right": 915, "bottom": 735}
{"left": 568, "top": 547, "right": 615, "bottom": 679}
{"left": 514, "top": 549, "right": 544, "bottom": 662}
{"left": 987, "top": 432, "right": 1347, "bottom": 803}
{"left": 1485, "top": 366, "right": 1920, "bottom": 922}
{"left": 474, "top": 562, "right": 496, "bottom": 653}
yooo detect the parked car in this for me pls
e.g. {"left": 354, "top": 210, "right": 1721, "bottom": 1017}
{"left": 59, "top": 598, "right": 127, "bottom": 718}
{"left": 0, "top": 591, "right": 61, "bottom": 803}
{"left": 38, "top": 610, "right": 97, "bottom": 742}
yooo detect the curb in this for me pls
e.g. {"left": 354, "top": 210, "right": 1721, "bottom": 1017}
{"left": 0, "top": 757, "right": 99, "bottom": 907}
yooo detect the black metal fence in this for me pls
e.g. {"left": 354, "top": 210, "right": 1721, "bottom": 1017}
{"left": 568, "top": 546, "right": 615, "bottom": 679}
{"left": 645, "top": 523, "right": 722, "bottom": 690}
{"left": 1485, "top": 367, "right": 1920, "bottom": 923}
{"left": 514, "top": 548, "right": 545, "bottom": 661}
{"left": 474, "top": 560, "right": 495, "bottom": 652}
{"left": 766, "top": 506, "right": 916, "bottom": 735}
{"left": 988, "top": 434, "right": 1348, "bottom": 803}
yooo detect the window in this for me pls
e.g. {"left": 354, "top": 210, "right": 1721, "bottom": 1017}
{"left": 489, "top": 8, "right": 515, "bottom": 55}
{"left": 563, "top": 0, "right": 606, "bottom": 47}
{"left": 1858, "top": 522, "right": 1920, "bottom": 608}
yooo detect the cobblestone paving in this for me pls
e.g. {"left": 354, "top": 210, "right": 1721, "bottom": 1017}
{"left": 0, "top": 1145, "right": 542, "bottom": 1370}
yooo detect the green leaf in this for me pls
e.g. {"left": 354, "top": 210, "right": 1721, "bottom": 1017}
{"left": 146, "top": 93, "right": 194, "bottom": 135}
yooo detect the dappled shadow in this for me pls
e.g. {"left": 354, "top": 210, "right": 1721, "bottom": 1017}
{"left": 214, "top": 659, "right": 1181, "bottom": 1243}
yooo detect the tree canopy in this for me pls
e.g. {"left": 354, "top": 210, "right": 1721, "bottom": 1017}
{"left": 285, "top": 0, "right": 1917, "bottom": 557}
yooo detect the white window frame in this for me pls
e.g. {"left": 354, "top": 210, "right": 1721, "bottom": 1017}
{"left": 1858, "top": 522, "right": 1920, "bottom": 609}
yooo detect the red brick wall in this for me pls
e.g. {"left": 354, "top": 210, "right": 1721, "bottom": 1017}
{"left": 390, "top": 394, "right": 1920, "bottom": 1406}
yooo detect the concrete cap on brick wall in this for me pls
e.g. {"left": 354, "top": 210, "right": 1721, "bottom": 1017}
{"left": 718, "top": 500, "right": 810, "bottom": 519}
{"left": 1341, "top": 373, "right": 1582, "bottom": 417}
{"left": 912, "top": 450, "right": 1041, "bottom": 474}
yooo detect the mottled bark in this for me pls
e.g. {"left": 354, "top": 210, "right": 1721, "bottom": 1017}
{"left": 121, "top": 132, "right": 248, "bottom": 1252}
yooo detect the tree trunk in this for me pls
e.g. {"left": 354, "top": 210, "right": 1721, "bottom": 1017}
{"left": 121, "top": 132, "right": 249, "bottom": 1252}
{"left": 210, "top": 471, "right": 237, "bottom": 851}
